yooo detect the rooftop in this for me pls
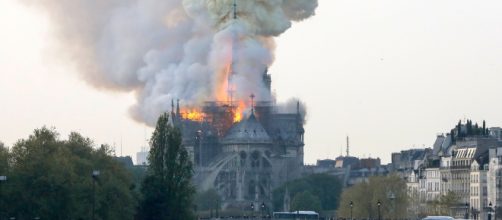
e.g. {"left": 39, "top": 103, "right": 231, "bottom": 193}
{"left": 222, "top": 113, "right": 272, "bottom": 145}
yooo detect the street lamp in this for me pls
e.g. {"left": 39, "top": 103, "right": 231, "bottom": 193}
{"left": 388, "top": 192, "right": 396, "bottom": 220}
{"left": 196, "top": 130, "right": 203, "bottom": 167}
{"left": 377, "top": 200, "right": 382, "bottom": 220}
{"left": 349, "top": 201, "right": 353, "bottom": 220}
{"left": 489, "top": 202, "right": 493, "bottom": 220}
{"left": 261, "top": 202, "right": 265, "bottom": 219}
{"left": 495, "top": 205, "right": 497, "bottom": 220}
{"left": 471, "top": 207, "right": 476, "bottom": 220}
{"left": 92, "top": 170, "right": 100, "bottom": 220}
{"left": 465, "top": 203, "right": 469, "bottom": 219}
{"left": 251, "top": 202, "right": 255, "bottom": 219}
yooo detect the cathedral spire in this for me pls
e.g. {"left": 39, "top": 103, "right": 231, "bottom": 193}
{"left": 250, "top": 94, "right": 255, "bottom": 115}
{"left": 227, "top": 0, "right": 238, "bottom": 103}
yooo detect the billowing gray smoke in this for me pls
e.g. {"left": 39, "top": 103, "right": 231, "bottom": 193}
{"left": 22, "top": 0, "right": 318, "bottom": 125}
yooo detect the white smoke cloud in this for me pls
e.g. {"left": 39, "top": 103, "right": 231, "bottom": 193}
{"left": 21, "top": 0, "right": 318, "bottom": 125}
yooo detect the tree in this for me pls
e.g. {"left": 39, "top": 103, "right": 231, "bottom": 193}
{"left": 195, "top": 189, "right": 221, "bottom": 211}
{"left": 5, "top": 127, "right": 136, "bottom": 220}
{"left": 273, "top": 174, "right": 342, "bottom": 211}
{"left": 0, "top": 142, "right": 9, "bottom": 219}
{"left": 291, "top": 191, "right": 322, "bottom": 213}
{"left": 139, "top": 113, "right": 195, "bottom": 220}
{"left": 436, "top": 191, "right": 459, "bottom": 216}
{"left": 337, "top": 174, "right": 408, "bottom": 219}
{"left": 0, "top": 142, "right": 8, "bottom": 174}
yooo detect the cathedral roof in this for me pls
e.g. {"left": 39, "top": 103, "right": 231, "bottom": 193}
{"left": 222, "top": 113, "right": 272, "bottom": 145}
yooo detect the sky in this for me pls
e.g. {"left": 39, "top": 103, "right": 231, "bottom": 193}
{"left": 1, "top": 0, "right": 501, "bottom": 164}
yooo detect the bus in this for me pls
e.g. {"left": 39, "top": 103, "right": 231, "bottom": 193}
{"left": 422, "top": 216, "right": 455, "bottom": 220}
{"left": 273, "top": 211, "right": 320, "bottom": 220}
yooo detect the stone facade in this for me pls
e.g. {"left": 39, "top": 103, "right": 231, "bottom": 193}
{"left": 173, "top": 101, "right": 305, "bottom": 211}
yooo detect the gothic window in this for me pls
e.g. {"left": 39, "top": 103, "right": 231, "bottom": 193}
{"left": 240, "top": 151, "right": 247, "bottom": 167}
{"left": 251, "top": 151, "right": 260, "bottom": 168}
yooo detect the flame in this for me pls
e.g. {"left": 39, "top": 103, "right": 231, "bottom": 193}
{"left": 233, "top": 111, "right": 242, "bottom": 123}
{"left": 211, "top": 40, "right": 249, "bottom": 124}
{"left": 181, "top": 109, "right": 205, "bottom": 122}
{"left": 215, "top": 35, "right": 235, "bottom": 103}
{"left": 233, "top": 101, "right": 245, "bottom": 123}
{"left": 215, "top": 59, "right": 244, "bottom": 123}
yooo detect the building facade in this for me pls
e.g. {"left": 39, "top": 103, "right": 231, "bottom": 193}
{"left": 172, "top": 98, "right": 305, "bottom": 211}
{"left": 400, "top": 123, "right": 502, "bottom": 219}
{"left": 470, "top": 160, "right": 488, "bottom": 220}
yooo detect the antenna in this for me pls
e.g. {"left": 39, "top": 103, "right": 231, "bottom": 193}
{"left": 346, "top": 136, "right": 350, "bottom": 157}
{"left": 171, "top": 99, "right": 175, "bottom": 113}
{"left": 297, "top": 101, "right": 300, "bottom": 115}
{"left": 176, "top": 99, "right": 180, "bottom": 116}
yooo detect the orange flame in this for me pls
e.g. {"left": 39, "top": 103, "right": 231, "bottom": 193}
{"left": 205, "top": 40, "right": 249, "bottom": 124}
{"left": 215, "top": 35, "right": 235, "bottom": 103}
{"left": 215, "top": 60, "right": 246, "bottom": 123}
{"left": 233, "top": 111, "right": 242, "bottom": 123}
{"left": 233, "top": 101, "right": 246, "bottom": 123}
{"left": 181, "top": 109, "right": 205, "bottom": 122}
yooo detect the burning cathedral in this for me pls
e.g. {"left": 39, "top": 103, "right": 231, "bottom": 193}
{"left": 171, "top": 74, "right": 305, "bottom": 210}
{"left": 168, "top": 1, "right": 308, "bottom": 211}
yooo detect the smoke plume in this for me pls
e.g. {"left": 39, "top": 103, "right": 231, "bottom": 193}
{"left": 21, "top": 0, "right": 318, "bottom": 125}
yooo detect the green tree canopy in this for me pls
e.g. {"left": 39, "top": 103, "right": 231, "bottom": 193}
{"left": 291, "top": 191, "right": 322, "bottom": 213}
{"left": 138, "top": 113, "right": 195, "bottom": 220}
{"left": 3, "top": 127, "right": 136, "bottom": 220}
{"left": 273, "top": 173, "right": 342, "bottom": 212}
